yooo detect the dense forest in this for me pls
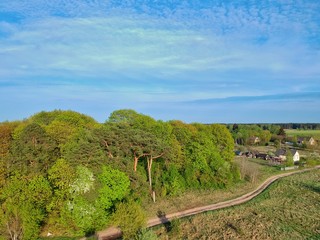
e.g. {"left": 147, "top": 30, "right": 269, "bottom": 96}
{"left": 0, "top": 109, "right": 240, "bottom": 239}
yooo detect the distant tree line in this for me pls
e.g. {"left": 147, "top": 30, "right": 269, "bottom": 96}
{"left": 227, "top": 124, "right": 276, "bottom": 146}
{"left": 227, "top": 123, "right": 319, "bottom": 148}
{"left": 227, "top": 123, "right": 320, "bottom": 130}
{"left": 0, "top": 109, "right": 239, "bottom": 239}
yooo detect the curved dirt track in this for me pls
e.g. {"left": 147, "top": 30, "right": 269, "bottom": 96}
{"left": 97, "top": 166, "right": 320, "bottom": 240}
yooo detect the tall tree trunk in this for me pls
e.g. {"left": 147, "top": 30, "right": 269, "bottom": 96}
{"left": 134, "top": 156, "right": 138, "bottom": 172}
{"left": 147, "top": 156, "right": 153, "bottom": 189}
{"left": 102, "top": 140, "right": 113, "bottom": 158}
{"left": 133, "top": 154, "right": 145, "bottom": 172}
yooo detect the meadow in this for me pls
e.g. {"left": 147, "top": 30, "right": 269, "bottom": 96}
{"left": 152, "top": 169, "right": 320, "bottom": 239}
{"left": 285, "top": 129, "right": 320, "bottom": 140}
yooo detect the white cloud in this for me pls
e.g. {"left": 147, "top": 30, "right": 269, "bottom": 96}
{"left": 1, "top": 1, "right": 320, "bottom": 122}
{"left": 2, "top": 13, "right": 319, "bottom": 80}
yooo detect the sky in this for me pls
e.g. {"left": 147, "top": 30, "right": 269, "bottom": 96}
{"left": 1, "top": 0, "right": 320, "bottom": 123}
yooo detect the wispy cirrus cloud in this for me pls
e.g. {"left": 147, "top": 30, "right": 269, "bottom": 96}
{"left": 0, "top": 0, "right": 320, "bottom": 122}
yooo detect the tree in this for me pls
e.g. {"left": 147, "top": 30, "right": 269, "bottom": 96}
{"left": 285, "top": 149, "right": 294, "bottom": 167}
{"left": 97, "top": 165, "right": 130, "bottom": 211}
{"left": 70, "top": 165, "right": 95, "bottom": 195}
{"left": 46, "top": 159, "right": 75, "bottom": 232}
{"left": 48, "top": 159, "right": 75, "bottom": 195}
{"left": 260, "top": 130, "right": 272, "bottom": 145}
{"left": 0, "top": 175, "right": 51, "bottom": 240}
{"left": 30, "top": 110, "right": 98, "bottom": 129}
{"left": 108, "top": 109, "right": 141, "bottom": 125}
{"left": 111, "top": 199, "right": 146, "bottom": 240}
{"left": 107, "top": 109, "right": 155, "bottom": 131}
{"left": 0, "top": 122, "right": 19, "bottom": 159}
{"left": 45, "top": 120, "right": 77, "bottom": 147}
{"left": 62, "top": 128, "right": 105, "bottom": 169}
{"left": 9, "top": 123, "right": 59, "bottom": 175}
{"left": 0, "top": 161, "right": 6, "bottom": 189}
{"left": 62, "top": 194, "right": 109, "bottom": 236}
{"left": 209, "top": 124, "right": 234, "bottom": 162}
{"left": 278, "top": 127, "right": 286, "bottom": 137}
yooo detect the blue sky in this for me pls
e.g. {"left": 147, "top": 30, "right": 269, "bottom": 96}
{"left": 1, "top": 0, "right": 320, "bottom": 123}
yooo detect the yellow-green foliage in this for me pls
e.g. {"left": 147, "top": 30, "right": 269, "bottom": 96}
{"left": 0, "top": 109, "right": 240, "bottom": 238}
{"left": 111, "top": 200, "right": 146, "bottom": 240}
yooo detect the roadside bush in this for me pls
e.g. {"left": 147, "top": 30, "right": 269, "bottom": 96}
{"left": 111, "top": 199, "right": 146, "bottom": 240}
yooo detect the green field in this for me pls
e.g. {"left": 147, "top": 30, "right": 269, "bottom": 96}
{"left": 152, "top": 170, "right": 320, "bottom": 239}
{"left": 285, "top": 129, "right": 320, "bottom": 140}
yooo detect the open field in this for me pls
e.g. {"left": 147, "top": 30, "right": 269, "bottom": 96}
{"left": 285, "top": 129, "right": 320, "bottom": 140}
{"left": 152, "top": 169, "right": 320, "bottom": 239}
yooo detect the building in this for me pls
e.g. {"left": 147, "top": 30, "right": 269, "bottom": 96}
{"left": 248, "top": 136, "right": 260, "bottom": 145}
{"left": 275, "top": 149, "right": 300, "bottom": 162}
{"left": 297, "top": 137, "right": 316, "bottom": 146}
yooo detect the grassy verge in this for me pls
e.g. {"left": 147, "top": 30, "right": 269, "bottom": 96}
{"left": 152, "top": 169, "right": 320, "bottom": 239}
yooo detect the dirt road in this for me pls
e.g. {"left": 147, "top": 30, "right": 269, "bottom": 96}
{"left": 97, "top": 165, "right": 320, "bottom": 240}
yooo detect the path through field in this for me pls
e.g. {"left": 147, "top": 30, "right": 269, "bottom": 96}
{"left": 97, "top": 165, "right": 320, "bottom": 240}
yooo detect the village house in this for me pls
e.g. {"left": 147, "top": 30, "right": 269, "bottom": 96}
{"left": 275, "top": 149, "right": 300, "bottom": 162}
{"left": 297, "top": 137, "right": 316, "bottom": 146}
{"left": 248, "top": 136, "right": 260, "bottom": 145}
{"left": 256, "top": 153, "right": 269, "bottom": 160}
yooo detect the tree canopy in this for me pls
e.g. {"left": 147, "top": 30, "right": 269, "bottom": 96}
{"left": 0, "top": 109, "right": 239, "bottom": 239}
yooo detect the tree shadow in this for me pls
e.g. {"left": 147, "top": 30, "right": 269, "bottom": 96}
{"left": 302, "top": 183, "right": 320, "bottom": 193}
{"left": 157, "top": 210, "right": 172, "bottom": 233}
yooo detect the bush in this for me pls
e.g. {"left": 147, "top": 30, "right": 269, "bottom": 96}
{"left": 111, "top": 200, "right": 146, "bottom": 240}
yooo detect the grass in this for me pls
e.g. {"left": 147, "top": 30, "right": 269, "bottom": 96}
{"left": 245, "top": 145, "right": 277, "bottom": 153}
{"left": 151, "top": 169, "right": 320, "bottom": 239}
{"left": 285, "top": 129, "right": 320, "bottom": 140}
{"left": 143, "top": 157, "right": 282, "bottom": 218}
{"left": 39, "top": 238, "right": 78, "bottom": 240}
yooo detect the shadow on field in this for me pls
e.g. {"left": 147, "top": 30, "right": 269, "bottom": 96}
{"left": 302, "top": 183, "right": 320, "bottom": 193}
{"left": 157, "top": 210, "right": 172, "bottom": 233}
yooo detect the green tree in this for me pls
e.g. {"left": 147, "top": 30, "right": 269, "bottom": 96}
{"left": 46, "top": 120, "right": 77, "bottom": 147}
{"left": 209, "top": 124, "right": 234, "bottom": 162}
{"left": 108, "top": 109, "right": 141, "bottom": 125}
{"left": 70, "top": 165, "right": 95, "bottom": 195}
{"left": 62, "top": 128, "right": 105, "bottom": 169}
{"left": 30, "top": 110, "right": 98, "bottom": 129}
{"left": 52, "top": 165, "right": 106, "bottom": 236}
{"left": 47, "top": 159, "right": 75, "bottom": 232}
{"left": 63, "top": 196, "right": 101, "bottom": 236}
{"left": 9, "top": 123, "right": 59, "bottom": 175}
{"left": 48, "top": 159, "right": 75, "bottom": 194}
{"left": 97, "top": 165, "right": 130, "bottom": 211}
{"left": 0, "top": 175, "right": 51, "bottom": 240}
{"left": 259, "top": 130, "right": 272, "bottom": 145}
{"left": 111, "top": 199, "right": 146, "bottom": 240}
{"left": 285, "top": 150, "right": 294, "bottom": 167}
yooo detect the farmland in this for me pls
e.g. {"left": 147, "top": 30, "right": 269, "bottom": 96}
{"left": 285, "top": 129, "right": 320, "bottom": 140}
